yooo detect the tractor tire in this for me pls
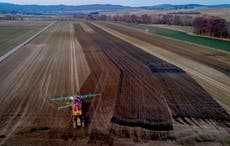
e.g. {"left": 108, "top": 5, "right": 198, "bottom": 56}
{"left": 73, "top": 120, "right": 77, "bottom": 128}
{"left": 72, "top": 115, "right": 77, "bottom": 128}
{"left": 81, "top": 115, "right": 85, "bottom": 127}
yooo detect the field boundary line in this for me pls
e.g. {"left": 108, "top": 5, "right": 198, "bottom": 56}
{"left": 0, "top": 22, "right": 55, "bottom": 63}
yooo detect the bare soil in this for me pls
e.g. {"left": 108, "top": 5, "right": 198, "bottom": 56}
{"left": 95, "top": 22, "right": 230, "bottom": 113}
{"left": 0, "top": 21, "right": 229, "bottom": 145}
{"left": 0, "top": 22, "right": 90, "bottom": 145}
{"left": 100, "top": 22, "right": 230, "bottom": 76}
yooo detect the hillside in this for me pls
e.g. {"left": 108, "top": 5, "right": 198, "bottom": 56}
{"left": 0, "top": 2, "right": 130, "bottom": 14}
{"left": 0, "top": 2, "right": 230, "bottom": 14}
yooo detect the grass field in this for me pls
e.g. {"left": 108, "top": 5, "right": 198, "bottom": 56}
{"left": 122, "top": 23, "right": 230, "bottom": 52}
{"left": 0, "top": 21, "right": 50, "bottom": 56}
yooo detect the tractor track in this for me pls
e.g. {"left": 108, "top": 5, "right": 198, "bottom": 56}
{"left": 0, "top": 23, "right": 60, "bottom": 145}
{"left": 0, "top": 22, "right": 55, "bottom": 63}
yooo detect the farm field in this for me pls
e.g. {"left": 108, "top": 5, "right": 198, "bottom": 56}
{"left": 102, "top": 7, "right": 230, "bottom": 21}
{"left": 150, "top": 24, "right": 230, "bottom": 42}
{"left": 0, "top": 21, "right": 91, "bottom": 145}
{"left": 0, "top": 21, "right": 51, "bottom": 56}
{"left": 101, "top": 8, "right": 203, "bottom": 16}
{"left": 152, "top": 24, "right": 194, "bottom": 34}
{"left": 121, "top": 22, "right": 230, "bottom": 52}
{"left": 99, "top": 22, "right": 230, "bottom": 76}
{"left": 0, "top": 21, "right": 229, "bottom": 145}
{"left": 95, "top": 21, "right": 230, "bottom": 111}
{"left": 198, "top": 8, "right": 230, "bottom": 21}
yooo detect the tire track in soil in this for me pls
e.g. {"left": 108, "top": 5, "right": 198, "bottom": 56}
{"left": 0, "top": 24, "right": 57, "bottom": 127}
{"left": 0, "top": 24, "right": 57, "bottom": 145}
{"left": 0, "top": 22, "right": 55, "bottom": 63}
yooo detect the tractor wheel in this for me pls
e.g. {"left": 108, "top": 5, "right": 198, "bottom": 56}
{"left": 81, "top": 115, "right": 85, "bottom": 127}
{"left": 72, "top": 115, "right": 77, "bottom": 128}
{"left": 73, "top": 119, "right": 77, "bottom": 128}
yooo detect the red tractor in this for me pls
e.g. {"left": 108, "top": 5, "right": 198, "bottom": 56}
{"left": 50, "top": 93, "right": 100, "bottom": 128}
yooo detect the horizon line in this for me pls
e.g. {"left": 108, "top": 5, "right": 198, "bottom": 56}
{"left": 1, "top": 2, "right": 230, "bottom": 7}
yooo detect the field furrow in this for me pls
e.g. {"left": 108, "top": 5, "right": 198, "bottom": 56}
{"left": 100, "top": 22, "right": 230, "bottom": 76}
{"left": 74, "top": 24, "right": 121, "bottom": 134}
{"left": 74, "top": 23, "right": 173, "bottom": 131}
{"left": 0, "top": 20, "right": 229, "bottom": 145}
{"left": 94, "top": 22, "right": 230, "bottom": 114}
{"left": 88, "top": 22, "right": 229, "bottom": 123}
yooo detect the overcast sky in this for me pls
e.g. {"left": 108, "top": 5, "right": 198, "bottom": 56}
{"left": 1, "top": 0, "right": 230, "bottom": 6}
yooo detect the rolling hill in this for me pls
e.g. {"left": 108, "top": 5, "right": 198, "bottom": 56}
{"left": 0, "top": 2, "right": 230, "bottom": 14}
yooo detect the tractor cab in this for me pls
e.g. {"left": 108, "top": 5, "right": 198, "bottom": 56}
{"left": 72, "top": 96, "right": 84, "bottom": 128}
{"left": 50, "top": 93, "right": 100, "bottom": 128}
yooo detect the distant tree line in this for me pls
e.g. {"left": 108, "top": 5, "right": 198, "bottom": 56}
{"left": 94, "top": 14, "right": 194, "bottom": 26}
{"left": 155, "top": 15, "right": 193, "bottom": 26}
{"left": 73, "top": 13, "right": 96, "bottom": 20}
{"left": 73, "top": 13, "right": 230, "bottom": 39}
{"left": 0, "top": 15, "right": 23, "bottom": 20}
{"left": 193, "top": 16, "right": 230, "bottom": 38}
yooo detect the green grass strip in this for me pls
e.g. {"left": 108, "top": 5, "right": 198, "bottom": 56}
{"left": 123, "top": 23, "right": 230, "bottom": 52}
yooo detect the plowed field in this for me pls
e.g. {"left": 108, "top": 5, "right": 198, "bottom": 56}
{"left": 100, "top": 22, "right": 230, "bottom": 76}
{"left": 0, "top": 21, "right": 229, "bottom": 145}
